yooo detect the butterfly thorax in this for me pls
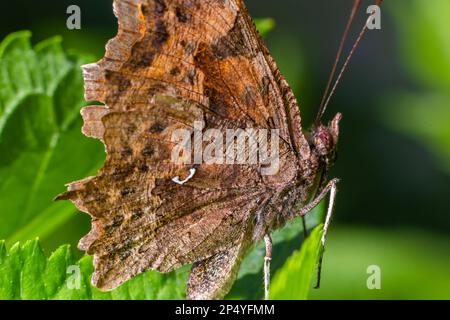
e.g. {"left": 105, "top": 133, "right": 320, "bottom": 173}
{"left": 257, "top": 113, "right": 342, "bottom": 239}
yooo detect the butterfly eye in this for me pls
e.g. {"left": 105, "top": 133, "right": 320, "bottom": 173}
{"left": 313, "top": 127, "right": 334, "bottom": 157}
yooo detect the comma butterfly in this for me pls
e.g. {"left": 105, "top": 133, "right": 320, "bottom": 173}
{"left": 57, "top": 0, "right": 381, "bottom": 300}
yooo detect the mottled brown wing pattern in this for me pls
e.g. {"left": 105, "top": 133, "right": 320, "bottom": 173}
{"left": 84, "top": 0, "right": 307, "bottom": 149}
{"left": 188, "top": 239, "right": 250, "bottom": 300}
{"left": 60, "top": 99, "right": 272, "bottom": 290}
{"left": 58, "top": 0, "right": 309, "bottom": 295}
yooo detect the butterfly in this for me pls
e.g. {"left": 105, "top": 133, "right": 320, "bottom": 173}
{"left": 57, "top": 0, "right": 380, "bottom": 300}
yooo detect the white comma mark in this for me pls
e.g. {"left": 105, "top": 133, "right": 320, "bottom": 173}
{"left": 172, "top": 168, "right": 196, "bottom": 185}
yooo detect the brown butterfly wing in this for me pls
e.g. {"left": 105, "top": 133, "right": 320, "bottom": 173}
{"left": 60, "top": 99, "right": 274, "bottom": 290}
{"left": 59, "top": 0, "right": 309, "bottom": 293}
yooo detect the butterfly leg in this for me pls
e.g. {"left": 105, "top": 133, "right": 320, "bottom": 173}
{"left": 263, "top": 234, "right": 273, "bottom": 300}
{"left": 301, "top": 215, "right": 308, "bottom": 239}
{"left": 298, "top": 178, "right": 339, "bottom": 288}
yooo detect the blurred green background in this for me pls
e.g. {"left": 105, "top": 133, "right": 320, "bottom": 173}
{"left": 0, "top": 0, "right": 449, "bottom": 299}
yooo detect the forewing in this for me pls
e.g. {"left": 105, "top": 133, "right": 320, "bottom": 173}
{"left": 84, "top": 0, "right": 308, "bottom": 153}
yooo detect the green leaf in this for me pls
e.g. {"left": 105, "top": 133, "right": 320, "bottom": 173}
{"left": 389, "top": 0, "right": 450, "bottom": 90}
{"left": 255, "top": 18, "right": 276, "bottom": 38}
{"left": 0, "top": 239, "right": 188, "bottom": 300}
{"left": 269, "top": 225, "right": 323, "bottom": 300}
{"left": 383, "top": 1, "right": 450, "bottom": 174}
{"left": 309, "top": 227, "right": 450, "bottom": 300}
{"left": 0, "top": 32, "right": 105, "bottom": 246}
{"left": 383, "top": 93, "right": 450, "bottom": 174}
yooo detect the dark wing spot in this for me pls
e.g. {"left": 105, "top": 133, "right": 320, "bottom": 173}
{"left": 149, "top": 122, "right": 165, "bottom": 134}
{"left": 204, "top": 87, "right": 229, "bottom": 115}
{"left": 153, "top": 0, "right": 167, "bottom": 16}
{"left": 211, "top": 13, "right": 253, "bottom": 59}
{"left": 141, "top": 4, "right": 149, "bottom": 15}
{"left": 141, "top": 145, "right": 155, "bottom": 157}
{"left": 170, "top": 67, "right": 181, "bottom": 76}
{"left": 244, "top": 86, "right": 257, "bottom": 107}
{"left": 152, "top": 178, "right": 173, "bottom": 196}
{"left": 120, "top": 187, "right": 135, "bottom": 197}
{"left": 111, "top": 215, "right": 124, "bottom": 228}
{"left": 105, "top": 217, "right": 123, "bottom": 235}
{"left": 127, "top": 123, "right": 137, "bottom": 134}
{"left": 152, "top": 20, "right": 169, "bottom": 49}
{"left": 105, "top": 70, "right": 131, "bottom": 91}
{"left": 175, "top": 7, "right": 189, "bottom": 23}
{"left": 129, "top": 43, "right": 155, "bottom": 69}
{"left": 121, "top": 147, "right": 133, "bottom": 157}
{"left": 113, "top": 165, "right": 134, "bottom": 179}
{"left": 127, "top": 20, "right": 169, "bottom": 70}
{"left": 139, "top": 52, "right": 156, "bottom": 68}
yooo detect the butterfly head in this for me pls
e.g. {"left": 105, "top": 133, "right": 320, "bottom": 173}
{"left": 310, "top": 113, "right": 342, "bottom": 168}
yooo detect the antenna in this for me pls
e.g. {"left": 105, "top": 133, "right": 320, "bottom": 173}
{"left": 316, "top": 0, "right": 361, "bottom": 125}
{"left": 315, "top": 0, "right": 383, "bottom": 125}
